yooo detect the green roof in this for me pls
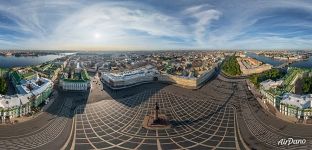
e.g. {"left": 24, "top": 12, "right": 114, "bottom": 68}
{"left": 267, "top": 88, "right": 284, "bottom": 96}
{"left": 61, "top": 69, "right": 89, "bottom": 82}
{"left": 22, "top": 72, "right": 36, "bottom": 79}
{"left": 11, "top": 71, "right": 22, "bottom": 84}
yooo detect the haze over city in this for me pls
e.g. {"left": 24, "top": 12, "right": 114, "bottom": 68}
{"left": 0, "top": 0, "right": 312, "bottom": 50}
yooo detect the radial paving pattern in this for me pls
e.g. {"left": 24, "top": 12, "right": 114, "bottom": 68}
{"left": 0, "top": 99, "right": 73, "bottom": 150}
{"left": 74, "top": 89, "right": 239, "bottom": 150}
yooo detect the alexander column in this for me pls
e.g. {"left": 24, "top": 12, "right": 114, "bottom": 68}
{"left": 143, "top": 101, "right": 170, "bottom": 129}
{"left": 154, "top": 102, "right": 159, "bottom": 121}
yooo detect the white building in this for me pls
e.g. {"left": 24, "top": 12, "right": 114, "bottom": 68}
{"left": 259, "top": 79, "right": 284, "bottom": 107}
{"left": 0, "top": 94, "right": 32, "bottom": 120}
{"left": 280, "top": 93, "right": 312, "bottom": 120}
{"left": 101, "top": 65, "right": 158, "bottom": 89}
{"left": 60, "top": 81, "right": 89, "bottom": 91}
{"left": 260, "top": 79, "right": 283, "bottom": 90}
{"left": 0, "top": 76, "right": 53, "bottom": 122}
{"left": 59, "top": 68, "right": 90, "bottom": 91}
{"left": 101, "top": 64, "right": 219, "bottom": 90}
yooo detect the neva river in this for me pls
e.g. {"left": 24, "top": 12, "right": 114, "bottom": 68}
{"left": 246, "top": 52, "right": 312, "bottom": 69}
{"left": 0, "top": 53, "right": 72, "bottom": 68}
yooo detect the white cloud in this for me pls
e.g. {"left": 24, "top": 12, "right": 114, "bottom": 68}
{"left": 196, "top": 0, "right": 312, "bottom": 50}
{"left": 184, "top": 5, "right": 222, "bottom": 45}
{"left": 7, "top": 2, "right": 192, "bottom": 50}
{"left": 0, "top": 0, "right": 312, "bottom": 50}
{"left": 53, "top": 4, "right": 187, "bottom": 39}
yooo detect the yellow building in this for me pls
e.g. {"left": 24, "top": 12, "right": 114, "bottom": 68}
{"left": 237, "top": 57, "right": 272, "bottom": 75}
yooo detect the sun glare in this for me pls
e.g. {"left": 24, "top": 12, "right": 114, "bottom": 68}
{"left": 94, "top": 33, "right": 101, "bottom": 39}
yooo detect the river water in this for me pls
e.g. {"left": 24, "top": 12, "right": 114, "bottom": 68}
{"left": 0, "top": 53, "right": 73, "bottom": 68}
{"left": 246, "top": 52, "right": 312, "bottom": 69}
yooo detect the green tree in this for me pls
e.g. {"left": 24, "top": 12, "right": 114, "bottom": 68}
{"left": 221, "top": 56, "right": 241, "bottom": 76}
{"left": 0, "top": 77, "right": 8, "bottom": 95}
{"left": 302, "top": 77, "right": 312, "bottom": 94}
{"left": 248, "top": 68, "right": 285, "bottom": 88}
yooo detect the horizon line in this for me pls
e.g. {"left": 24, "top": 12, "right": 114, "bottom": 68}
{"left": 0, "top": 49, "right": 312, "bottom": 52}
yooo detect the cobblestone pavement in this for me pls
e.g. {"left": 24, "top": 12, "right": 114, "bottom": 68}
{"left": 0, "top": 98, "right": 73, "bottom": 150}
{"left": 72, "top": 77, "right": 246, "bottom": 150}
{"left": 2, "top": 75, "right": 312, "bottom": 150}
{"left": 74, "top": 91, "right": 239, "bottom": 150}
{"left": 73, "top": 76, "right": 312, "bottom": 150}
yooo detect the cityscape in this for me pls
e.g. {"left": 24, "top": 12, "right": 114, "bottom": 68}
{"left": 0, "top": 0, "right": 312, "bottom": 150}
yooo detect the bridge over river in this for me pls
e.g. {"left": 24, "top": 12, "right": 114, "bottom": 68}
{"left": 272, "top": 62, "right": 290, "bottom": 69}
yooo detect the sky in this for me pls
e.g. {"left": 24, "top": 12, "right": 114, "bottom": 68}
{"left": 0, "top": 0, "right": 312, "bottom": 50}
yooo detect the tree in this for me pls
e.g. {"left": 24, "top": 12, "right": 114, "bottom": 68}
{"left": 0, "top": 77, "right": 8, "bottom": 95}
{"left": 302, "top": 77, "right": 312, "bottom": 94}
{"left": 248, "top": 68, "right": 285, "bottom": 88}
{"left": 221, "top": 56, "right": 241, "bottom": 76}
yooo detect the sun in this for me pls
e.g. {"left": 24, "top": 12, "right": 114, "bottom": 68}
{"left": 94, "top": 33, "right": 101, "bottom": 39}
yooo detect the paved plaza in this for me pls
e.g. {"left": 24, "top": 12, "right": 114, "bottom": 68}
{"left": 74, "top": 89, "right": 239, "bottom": 149}
{"left": 0, "top": 97, "right": 73, "bottom": 150}
{"left": 72, "top": 75, "right": 312, "bottom": 150}
{"left": 0, "top": 89, "right": 87, "bottom": 150}
{"left": 1, "top": 74, "right": 312, "bottom": 149}
{"left": 237, "top": 84, "right": 312, "bottom": 150}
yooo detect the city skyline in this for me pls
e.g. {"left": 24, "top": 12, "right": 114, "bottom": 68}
{"left": 0, "top": 0, "right": 312, "bottom": 50}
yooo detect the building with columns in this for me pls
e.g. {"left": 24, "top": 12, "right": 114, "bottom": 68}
{"left": 258, "top": 68, "right": 312, "bottom": 121}
{"left": 101, "top": 64, "right": 219, "bottom": 90}
{"left": 280, "top": 93, "right": 312, "bottom": 120}
{"left": 59, "top": 67, "right": 90, "bottom": 91}
{"left": 0, "top": 73, "right": 53, "bottom": 123}
{"left": 259, "top": 79, "right": 284, "bottom": 108}
{"left": 0, "top": 94, "right": 32, "bottom": 122}
{"left": 101, "top": 65, "right": 158, "bottom": 89}
{"left": 60, "top": 80, "right": 89, "bottom": 91}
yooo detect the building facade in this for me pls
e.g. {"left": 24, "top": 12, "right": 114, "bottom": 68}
{"left": 259, "top": 79, "right": 284, "bottom": 108}
{"left": 0, "top": 73, "right": 53, "bottom": 122}
{"left": 257, "top": 68, "right": 312, "bottom": 121}
{"left": 101, "top": 64, "right": 219, "bottom": 89}
{"left": 237, "top": 57, "right": 272, "bottom": 75}
{"left": 0, "top": 94, "right": 32, "bottom": 121}
{"left": 60, "top": 80, "right": 89, "bottom": 91}
{"left": 280, "top": 93, "right": 312, "bottom": 120}
{"left": 101, "top": 66, "right": 158, "bottom": 89}
{"left": 59, "top": 68, "right": 90, "bottom": 91}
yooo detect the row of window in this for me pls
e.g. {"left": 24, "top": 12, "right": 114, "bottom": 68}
{"left": 1, "top": 105, "right": 31, "bottom": 118}
{"left": 63, "top": 83, "right": 88, "bottom": 90}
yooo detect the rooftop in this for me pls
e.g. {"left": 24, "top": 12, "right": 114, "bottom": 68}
{"left": 0, "top": 94, "right": 32, "bottom": 109}
{"left": 260, "top": 79, "right": 283, "bottom": 90}
{"left": 281, "top": 93, "right": 312, "bottom": 109}
{"left": 0, "top": 77, "right": 52, "bottom": 109}
{"left": 102, "top": 65, "right": 157, "bottom": 82}
{"left": 61, "top": 68, "right": 90, "bottom": 82}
